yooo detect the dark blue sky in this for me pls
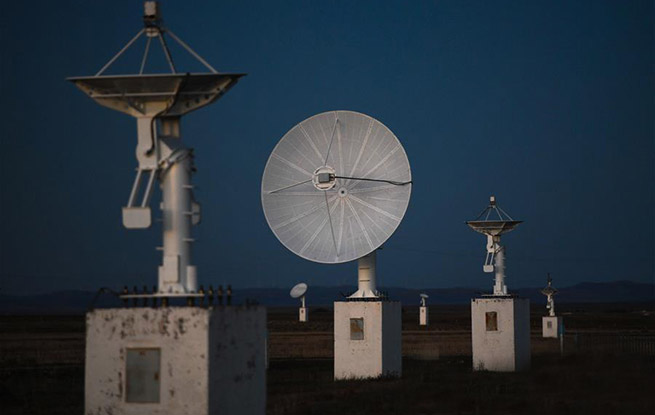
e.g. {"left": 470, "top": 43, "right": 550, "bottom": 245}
{"left": 1, "top": 1, "right": 653, "bottom": 295}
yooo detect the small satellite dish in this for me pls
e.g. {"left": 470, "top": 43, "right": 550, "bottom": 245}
{"left": 290, "top": 282, "right": 308, "bottom": 321}
{"left": 290, "top": 283, "right": 308, "bottom": 299}
{"left": 419, "top": 293, "right": 428, "bottom": 307}
{"left": 540, "top": 285, "right": 557, "bottom": 296}
{"left": 261, "top": 110, "right": 412, "bottom": 265}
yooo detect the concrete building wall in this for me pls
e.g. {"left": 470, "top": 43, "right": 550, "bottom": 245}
{"left": 471, "top": 297, "right": 530, "bottom": 372}
{"left": 207, "top": 307, "right": 267, "bottom": 415}
{"left": 334, "top": 301, "right": 401, "bottom": 380}
{"left": 85, "top": 306, "right": 266, "bottom": 415}
{"left": 512, "top": 298, "right": 531, "bottom": 371}
{"left": 381, "top": 301, "right": 402, "bottom": 377}
{"left": 542, "top": 316, "right": 562, "bottom": 338}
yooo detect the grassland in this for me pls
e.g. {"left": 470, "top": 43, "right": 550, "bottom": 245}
{"left": 1, "top": 303, "right": 653, "bottom": 414}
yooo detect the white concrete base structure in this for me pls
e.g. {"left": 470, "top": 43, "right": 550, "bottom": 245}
{"left": 542, "top": 316, "right": 563, "bottom": 338}
{"left": 299, "top": 307, "right": 308, "bottom": 322}
{"left": 85, "top": 306, "right": 266, "bottom": 415}
{"left": 471, "top": 297, "right": 530, "bottom": 372}
{"left": 419, "top": 306, "right": 429, "bottom": 326}
{"left": 334, "top": 301, "right": 401, "bottom": 380}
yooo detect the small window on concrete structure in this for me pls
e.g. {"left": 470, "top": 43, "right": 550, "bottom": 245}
{"left": 126, "top": 348, "right": 161, "bottom": 403}
{"left": 350, "top": 318, "right": 364, "bottom": 340}
{"left": 485, "top": 312, "right": 498, "bottom": 331}
{"left": 547, "top": 321, "right": 552, "bottom": 329}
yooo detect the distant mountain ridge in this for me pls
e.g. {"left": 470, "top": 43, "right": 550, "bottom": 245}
{"left": 0, "top": 280, "right": 652, "bottom": 315}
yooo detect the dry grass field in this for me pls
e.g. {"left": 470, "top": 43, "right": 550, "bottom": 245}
{"left": 1, "top": 303, "right": 653, "bottom": 414}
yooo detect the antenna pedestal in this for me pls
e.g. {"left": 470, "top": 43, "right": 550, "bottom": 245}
{"left": 298, "top": 294, "right": 308, "bottom": 322}
{"left": 546, "top": 294, "right": 555, "bottom": 317}
{"left": 492, "top": 241, "right": 507, "bottom": 296}
{"left": 483, "top": 235, "right": 508, "bottom": 296}
{"left": 419, "top": 306, "right": 429, "bottom": 326}
{"left": 349, "top": 251, "right": 378, "bottom": 299}
{"left": 158, "top": 141, "right": 196, "bottom": 293}
{"left": 299, "top": 306, "right": 308, "bottom": 323}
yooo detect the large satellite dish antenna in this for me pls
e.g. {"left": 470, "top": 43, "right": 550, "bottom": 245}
{"left": 68, "top": 1, "right": 244, "bottom": 296}
{"left": 466, "top": 196, "right": 522, "bottom": 296}
{"left": 262, "top": 110, "right": 412, "bottom": 298}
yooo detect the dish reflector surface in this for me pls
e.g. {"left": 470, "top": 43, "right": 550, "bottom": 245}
{"left": 68, "top": 73, "right": 244, "bottom": 118}
{"left": 466, "top": 220, "right": 522, "bottom": 236}
{"left": 290, "top": 283, "right": 308, "bottom": 298}
{"left": 420, "top": 293, "right": 429, "bottom": 299}
{"left": 466, "top": 196, "right": 522, "bottom": 236}
{"left": 262, "top": 110, "right": 412, "bottom": 264}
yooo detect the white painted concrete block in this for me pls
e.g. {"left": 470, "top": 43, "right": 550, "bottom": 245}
{"left": 85, "top": 306, "right": 266, "bottom": 415}
{"left": 419, "top": 306, "right": 429, "bottom": 326}
{"left": 542, "top": 316, "right": 563, "bottom": 338}
{"left": 334, "top": 301, "right": 401, "bottom": 380}
{"left": 299, "top": 307, "right": 308, "bottom": 322}
{"left": 471, "top": 297, "right": 530, "bottom": 372}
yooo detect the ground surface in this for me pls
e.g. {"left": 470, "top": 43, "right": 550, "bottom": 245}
{"left": 0, "top": 303, "right": 653, "bottom": 414}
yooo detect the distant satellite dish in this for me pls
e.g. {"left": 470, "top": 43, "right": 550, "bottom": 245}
{"left": 466, "top": 196, "right": 522, "bottom": 296}
{"left": 419, "top": 292, "right": 429, "bottom": 307}
{"left": 290, "top": 282, "right": 308, "bottom": 299}
{"left": 541, "top": 273, "right": 558, "bottom": 297}
{"left": 261, "top": 110, "right": 412, "bottom": 264}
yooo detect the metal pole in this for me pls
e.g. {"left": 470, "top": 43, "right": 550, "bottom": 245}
{"left": 494, "top": 241, "right": 507, "bottom": 295}
{"left": 160, "top": 155, "right": 193, "bottom": 291}
{"left": 157, "top": 118, "right": 195, "bottom": 293}
{"left": 157, "top": 32, "right": 177, "bottom": 73}
{"left": 139, "top": 36, "right": 152, "bottom": 74}
{"left": 95, "top": 29, "right": 145, "bottom": 76}
{"left": 166, "top": 29, "right": 218, "bottom": 74}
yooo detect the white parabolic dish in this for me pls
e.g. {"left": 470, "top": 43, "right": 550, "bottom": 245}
{"left": 261, "top": 110, "right": 412, "bottom": 264}
{"left": 420, "top": 293, "right": 429, "bottom": 299}
{"left": 290, "top": 283, "right": 308, "bottom": 298}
